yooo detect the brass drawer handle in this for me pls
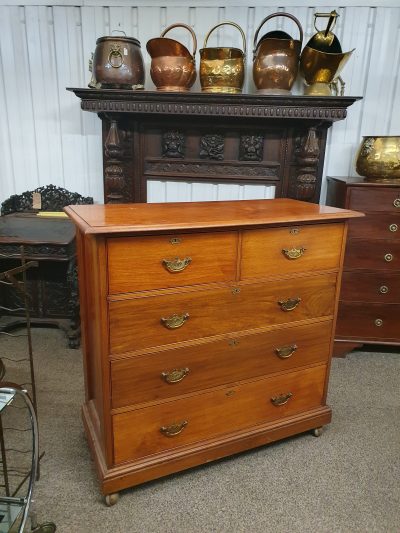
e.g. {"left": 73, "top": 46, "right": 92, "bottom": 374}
{"left": 384, "top": 253, "right": 393, "bottom": 262}
{"left": 278, "top": 297, "right": 301, "bottom": 312}
{"left": 394, "top": 198, "right": 400, "bottom": 208}
{"left": 374, "top": 318, "right": 383, "bottom": 327}
{"left": 271, "top": 392, "right": 293, "bottom": 406}
{"left": 275, "top": 344, "right": 298, "bottom": 359}
{"left": 161, "top": 313, "right": 189, "bottom": 329}
{"left": 162, "top": 257, "right": 192, "bottom": 273}
{"left": 282, "top": 247, "right": 306, "bottom": 260}
{"left": 389, "top": 223, "right": 398, "bottom": 232}
{"left": 160, "top": 420, "right": 188, "bottom": 437}
{"left": 161, "top": 368, "right": 190, "bottom": 384}
{"left": 379, "top": 285, "right": 389, "bottom": 294}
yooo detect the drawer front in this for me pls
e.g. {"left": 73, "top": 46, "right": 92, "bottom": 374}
{"left": 347, "top": 214, "right": 400, "bottom": 239}
{"left": 340, "top": 271, "right": 400, "bottom": 304}
{"left": 111, "top": 321, "right": 333, "bottom": 408}
{"left": 108, "top": 232, "right": 237, "bottom": 294}
{"left": 241, "top": 223, "right": 344, "bottom": 279}
{"left": 113, "top": 364, "right": 326, "bottom": 464}
{"left": 336, "top": 302, "right": 400, "bottom": 341}
{"left": 109, "top": 273, "right": 337, "bottom": 354}
{"left": 344, "top": 239, "right": 400, "bottom": 270}
{"left": 348, "top": 187, "right": 400, "bottom": 212}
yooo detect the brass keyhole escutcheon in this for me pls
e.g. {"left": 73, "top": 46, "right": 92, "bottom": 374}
{"left": 389, "top": 223, "right": 398, "bottom": 232}
{"left": 170, "top": 237, "right": 181, "bottom": 245}
{"left": 384, "top": 253, "right": 393, "bottom": 262}
{"left": 289, "top": 227, "right": 300, "bottom": 235}
{"left": 393, "top": 198, "right": 400, "bottom": 208}
{"left": 232, "top": 287, "right": 241, "bottom": 295}
{"left": 374, "top": 319, "right": 383, "bottom": 327}
{"left": 226, "top": 390, "right": 235, "bottom": 397}
{"left": 379, "top": 285, "right": 389, "bottom": 294}
{"left": 228, "top": 339, "right": 239, "bottom": 346}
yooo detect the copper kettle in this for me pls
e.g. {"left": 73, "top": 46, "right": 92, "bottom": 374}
{"left": 253, "top": 12, "right": 303, "bottom": 94}
{"left": 146, "top": 23, "right": 197, "bottom": 91}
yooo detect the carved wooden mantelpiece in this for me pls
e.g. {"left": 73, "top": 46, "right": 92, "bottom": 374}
{"left": 69, "top": 89, "right": 361, "bottom": 204}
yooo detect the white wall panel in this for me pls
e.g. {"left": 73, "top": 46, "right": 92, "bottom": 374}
{"left": 0, "top": 3, "right": 399, "bottom": 205}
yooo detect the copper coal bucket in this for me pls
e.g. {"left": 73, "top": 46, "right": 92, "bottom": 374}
{"left": 253, "top": 13, "right": 303, "bottom": 94}
{"left": 200, "top": 22, "right": 246, "bottom": 93}
{"left": 146, "top": 23, "right": 197, "bottom": 91}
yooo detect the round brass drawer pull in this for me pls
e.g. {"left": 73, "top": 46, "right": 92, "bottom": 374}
{"left": 162, "top": 257, "right": 191, "bottom": 272}
{"left": 282, "top": 247, "right": 306, "bottom": 260}
{"left": 379, "top": 285, "right": 389, "bottom": 294}
{"left": 160, "top": 420, "right": 188, "bottom": 437}
{"left": 161, "top": 313, "right": 189, "bottom": 329}
{"left": 374, "top": 319, "right": 383, "bottom": 327}
{"left": 384, "top": 253, "right": 393, "bottom": 262}
{"left": 161, "top": 367, "right": 190, "bottom": 384}
{"left": 275, "top": 344, "right": 298, "bottom": 359}
{"left": 278, "top": 297, "right": 301, "bottom": 312}
{"left": 271, "top": 392, "right": 293, "bottom": 406}
{"left": 394, "top": 198, "right": 400, "bottom": 208}
{"left": 389, "top": 223, "right": 398, "bottom": 232}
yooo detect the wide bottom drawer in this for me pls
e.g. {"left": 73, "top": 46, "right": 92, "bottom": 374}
{"left": 112, "top": 364, "right": 326, "bottom": 464}
{"left": 336, "top": 302, "right": 400, "bottom": 341}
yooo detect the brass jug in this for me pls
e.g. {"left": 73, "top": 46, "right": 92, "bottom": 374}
{"left": 253, "top": 13, "right": 303, "bottom": 94}
{"left": 200, "top": 22, "right": 246, "bottom": 93}
{"left": 146, "top": 23, "right": 197, "bottom": 91}
{"left": 300, "top": 11, "right": 354, "bottom": 96}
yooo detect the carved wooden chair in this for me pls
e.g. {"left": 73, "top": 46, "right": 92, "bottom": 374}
{"left": 0, "top": 185, "right": 93, "bottom": 348}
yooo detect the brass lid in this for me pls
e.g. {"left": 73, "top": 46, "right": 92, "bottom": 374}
{"left": 96, "top": 36, "right": 141, "bottom": 47}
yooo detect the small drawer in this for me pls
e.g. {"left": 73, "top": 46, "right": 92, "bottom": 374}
{"left": 111, "top": 320, "right": 333, "bottom": 408}
{"left": 348, "top": 187, "right": 400, "bottom": 213}
{"left": 344, "top": 239, "right": 400, "bottom": 270}
{"left": 112, "top": 364, "right": 326, "bottom": 464}
{"left": 347, "top": 214, "right": 400, "bottom": 239}
{"left": 109, "top": 273, "right": 337, "bottom": 354}
{"left": 241, "top": 223, "right": 344, "bottom": 280}
{"left": 340, "top": 271, "right": 400, "bottom": 304}
{"left": 107, "top": 232, "right": 237, "bottom": 294}
{"left": 336, "top": 302, "right": 400, "bottom": 342}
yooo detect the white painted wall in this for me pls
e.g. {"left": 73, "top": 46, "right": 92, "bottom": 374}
{"left": 0, "top": 1, "right": 399, "bottom": 205}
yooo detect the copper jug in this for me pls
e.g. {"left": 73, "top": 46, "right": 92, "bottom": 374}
{"left": 200, "top": 22, "right": 246, "bottom": 93}
{"left": 146, "top": 23, "right": 197, "bottom": 91}
{"left": 253, "top": 13, "right": 303, "bottom": 94}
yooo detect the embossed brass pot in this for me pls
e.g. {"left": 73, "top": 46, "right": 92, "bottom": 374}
{"left": 200, "top": 22, "right": 246, "bottom": 93}
{"left": 92, "top": 31, "right": 144, "bottom": 89}
{"left": 253, "top": 12, "right": 303, "bottom": 94}
{"left": 356, "top": 136, "right": 400, "bottom": 182}
{"left": 146, "top": 23, "right": 197, "bottom": 91}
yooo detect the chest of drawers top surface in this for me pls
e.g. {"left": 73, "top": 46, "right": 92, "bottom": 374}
{"left": 64, "top": 198, "right": 361, "bottom": 235}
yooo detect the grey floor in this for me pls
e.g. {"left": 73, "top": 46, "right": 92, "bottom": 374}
{"left": 1, "top": 328, "right": 399, "bottom": 533}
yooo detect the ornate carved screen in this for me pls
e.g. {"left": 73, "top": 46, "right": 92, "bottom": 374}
{"left": 69, "top": 89, "right": 360, "bottom": 204}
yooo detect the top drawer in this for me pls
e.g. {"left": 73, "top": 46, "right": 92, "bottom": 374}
{"left": 241, "top": 223, "right": 344, "bottom": 279}
{"left": 107, "top": 232, "right": 237, "bottom": 294}
{"left": 348, "top": 187, "right": 400, "bottom": 212}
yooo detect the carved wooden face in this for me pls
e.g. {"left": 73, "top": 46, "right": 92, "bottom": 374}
{"left": 240, "top": 134, "right": 263, "bottom": 161}
{"left": 163, "top": 131, "right": 184, "bottom": 157}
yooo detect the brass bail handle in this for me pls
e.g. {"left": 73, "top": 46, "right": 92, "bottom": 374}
{"left": 314, "top": 10, "right": 339, "bottom": 35}
{"left": 203, "top": 21, "right": 247, "bottom": 56}
{"left": 253, "top": 12, "right": 304, "bottom": 58}
{"left": 161, "top": 23, "right": 198, "bottom": 58}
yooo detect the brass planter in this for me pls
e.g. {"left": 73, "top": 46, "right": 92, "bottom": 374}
{"left": 200, "top": 22, "right": 246, "bottom": 94}
{"left": 146, "top": 23, "right": 197, "bottom": 91}
{"left": 356, "top": 136, "right": 400, "bottom": 182}
{"left": 252, "top": 12, "right": 303, "bottom": 95}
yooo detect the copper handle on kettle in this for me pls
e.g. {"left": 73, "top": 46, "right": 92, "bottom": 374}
{"left": 161, "top": 23, "right": 198, "bottom": 57}
{"left": 253, "top": 12, "right": 303, "bottom": 57}
{"left": 203, "top": 21, "right": 247, "bottom": 56}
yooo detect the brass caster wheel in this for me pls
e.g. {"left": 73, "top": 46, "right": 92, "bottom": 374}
{"left": 312, "top": 427, "right": 323, "bottom": 437}
{"left": 104, "top": 492, "right": 119, "bottom": 506}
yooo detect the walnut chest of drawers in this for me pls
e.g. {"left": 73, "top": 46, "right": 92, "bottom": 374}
{"left": 327, "top": 177, "right": 400, "bottom": 356}
{"left": 65, "top": 198, "right": 360, "bottom": 502}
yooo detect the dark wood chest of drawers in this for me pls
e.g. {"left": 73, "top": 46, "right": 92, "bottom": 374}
{"left": 327, "top": 177, "right": 400, "bottom": 356}
{"left": 65, "top": 198, "right": 360, "bottom": 502}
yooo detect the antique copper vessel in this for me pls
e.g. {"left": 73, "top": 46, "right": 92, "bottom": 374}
{"left": 200, "top": 22, "right": 246, "bottom": 93}
{"left": 91, "top": 31, "right": 144, "bottom": 90}
{"left": 146, "top": 23, "right": 197, "bottom": 91}
{"left": 300, "top": 11, "right": 354, "bottom": 96}
{"left": 356, "top": 136, "right": 400, "bottom": 182}
{"left": 252, "top": 13, "right": 303, "bottom": 94}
